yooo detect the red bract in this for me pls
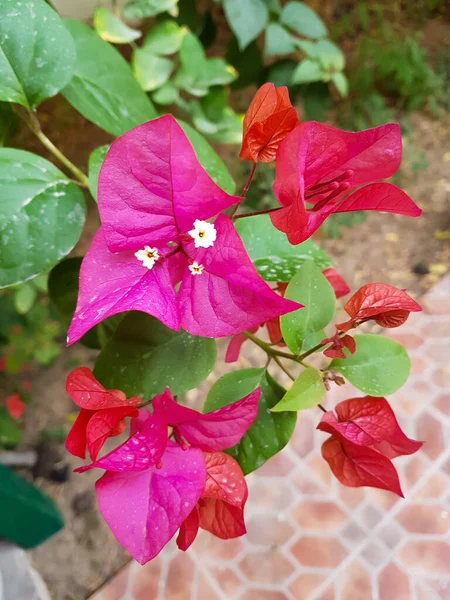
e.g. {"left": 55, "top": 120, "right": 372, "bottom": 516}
{"left": 6, "top": 393, "right": 26, "bottom": 419}
{"left": 323, "top": 268, "right": 350, "bottom": 299}
{"left": 270, "top": 122, "right": 421, "bottom": 245}
{"left": 65, "top": 367, "right": 140, "bottom": 460}
{"left": 336, "top": 283, "right": 422, "bottom": 332}
{"left": 321, "top": 436, "right": 404, "bottom": 497}
{"left": 240, "top": 83, "right": 300, "bottom": 163}
{"left": 177, "top": 451, "right": 247, "bottom": 550}
{"left": 323, "top": 334, "right": 356, "bottom": 359}
{"left": 318, "top": 396, "right": 423, "bottom": 459}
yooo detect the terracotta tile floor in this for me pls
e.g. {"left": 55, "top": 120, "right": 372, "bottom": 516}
{"left": 89, "top": 275, "right": 450, "bottom": 600}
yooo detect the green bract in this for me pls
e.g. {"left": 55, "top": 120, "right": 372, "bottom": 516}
{"left": 204, "top": 369, "right": 296, "bottom": 474}
{"left": 281, "top": 261, "right": 336, "bottom": 354}
{"left": 62, "top": 20, "right": 157, "bottom": 136}
{"left": 94, "top": 313, "right": 217, "bottom": 399}
{"left": 0, "top": 149, "right": 86, "bottom": 288}
{"left": 0, "top": 0, "right": 75, "bottom": 108}
{"left": 330, "top": 334, "right": 411, "bottom": 396}
{"left": 235, "top": 214, "right": 332, "bottom": 282}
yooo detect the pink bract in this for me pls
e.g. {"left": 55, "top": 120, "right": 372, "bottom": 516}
{"left": 270, "top": 122, "right": 421, "bottom": 245}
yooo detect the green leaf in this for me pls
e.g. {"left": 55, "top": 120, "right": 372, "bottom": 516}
{"left": 0, "top": 408, "right": 23, "bottom": 448}
{"left": 0, "top": 149, "right": 86, "bottom": 289}
{"left": 94, "top": 313, "right": 216, "bottom": 399}
{"left": 179, "top": 31, "right": 206, "bottom": 79}
{"left": 235, "top": 214, "right": 332, "bottom": 281}
{"left": 315, "top": 40, "right": 345, "bottom": 71}
{"left": 291, "top": 59, "right": 323, "bottom": 84}
{"left": 0, "top": 0, "right": 75, "bottom": 109}
{"left": 226, "top": 39, "right": 263, "bottom": 89}
{"left": 204, "top": 369, "right": 296, "bottom": 474}
{"left": 198, "top": 59, "right": 238, "bottom": 88}
{"left": 272, "top": 367, "right": 325, "bottom": 412}
{"left": 62, "top": 20, "right": 157, "bottom": 137}
{"left": 190, "top": 92, "right": 243, "bottom": 144}
{"left": 178, "top": 120, "right": 236, "bottom": 193}
{"left": 280, "top": 261, "right": 336, "bottom": 354}
{"left": 264, "top": 23, "right": 296, "bottom": 57}
{"left": 132, "top": 48, "right": 173, "bottom": 92}
{"left": 94, "top": 7, "right": 141, "bottom": 44}
{"left": 143, "top": 20, "right": 187, "bottom": 55}
{"left": 0, "top": 103, "right": 16, "bottom": 147}
{"left": 14, "top": 283, "right": 37, "bottom": 315}
{"left": 124, "top": 0, "right": 179, "bottom": 19}
{"left": 302, "top": 329, "right": 326, "bottom": 352}
{"left": 331, "top": 72, "right": 348, "bottom": 97}
{"left": 280, "top": 1, "right": 327, "bottom": 40}
{"left": 223, "top": 0, "right": 269, "bottom": 50}
{"left": 330, "top": 334, "right": 411, "bottom": 397}
{"left": 152, "top": 81, "right": 180, "bottom": 105}
{"left": 88, "top": 145, "right": 109, "bottom": 201}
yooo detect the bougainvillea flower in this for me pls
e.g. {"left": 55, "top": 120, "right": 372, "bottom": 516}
{"left": 6, "top": 393, "right": 26, "bottom": 419}
{"left": 96, "top": 438, "right": 206, "bottom": 564}
{"left": 317, "top": 396, "right": 422, "bottom": 459}
{"left": 270, "top": 122, "right": 421, "bottom": 245}
{"left": 322, "top": 333, "right": 356, "bottom": 359}
{"left": 240, "top": 83, "right": 300, "bottom": 163}
{"left": 65, "top": 367, "right": 140, "bottom": 461}
{"left": 321, "top": 435, "right": 404, "bottom": 497}
{"left": 154, "top": 387, "right": 260, "bottom": 451}
{"left": 67, "top": 116, "right": 301, "bottom": 344}
{"left": 323, "top": 268, "right": 350, "bottom": 299}
{"left": 336, "top": 282, "right": 422, "bottom": 332}
{"left": 177, "top": 451, "right": 248, "bottom": 550}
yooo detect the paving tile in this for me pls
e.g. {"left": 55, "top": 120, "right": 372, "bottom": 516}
{"left": 193, "top": 531, "right": 243, "bottom": 561}
{"left": 292, "top": 501, "right": 346, "bottom": 531}
{"left": 341, "top": 560, "right": 372, "bottom": 600}
{"left": 196, "top": 575, "right": 220, "bottom": 600}
{"left": 291, "top": 536, "right": 347, "bottom": 568}
{"left": 397, "top": 503, "right": 450, "bottom": 534}
{"left": 239, "top": 550, "right": 294, "bottom": 584}
{"left": 164, "top": 554, "right": 194, "bottom": 600}
{"left": 398, "top": 540, "right": 450, "bottom": 573}
{"left": 239, "top": 591, "right": 289, "bottom": 600}
{"left": 378, "top": 562, "right": 412, "bottom": 600}
{"left": 132, "top": 559, "right": 161, "bottom": 600}
{"left": 254, "top": 450, "right": 295, "bottom": 477}
{"left": 417, "top": 412, "right": 446, "bottom": 459}
{"left": 246, "top": 515, "right": 295, "bottom": 546}
{"left": 289, "top": 573, "right": 328, "bottom": 600}
{"left": 209, "top": 566, "right": 242, "bottom": 597}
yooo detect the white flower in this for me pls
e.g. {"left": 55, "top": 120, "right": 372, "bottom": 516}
{"left": 188, "top": 219, "right": 216, "bottom": 249}
{"left": 134, "top": 246, "right": 159, "bottom": 270}
{"left": 188, "top": 262, "right": 204, "bottom": 275}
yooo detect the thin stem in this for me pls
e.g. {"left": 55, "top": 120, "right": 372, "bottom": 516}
{"left": 297, "top": 331, "right": 347, "bottom": 361}
{"left": 234, "top": 207, "right": 278, "bottom": 220}
{"left": 273, "top": 356, "right": 295, "bottom": 381}
{"left": 243, "top": 331, "right": 307, "bottom": 365}
{"left": 230, "top": 163, "right": 258, "bottom": 219}
{"left": 318, "top": 403, "right": 327, "bottom": 413}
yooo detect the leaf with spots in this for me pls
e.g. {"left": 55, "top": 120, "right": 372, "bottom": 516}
{"left": 204, "top": 368, "right": 296, "bottom": 474}
{"left": 0, "top": 149, "right": 86, "bottom": 288}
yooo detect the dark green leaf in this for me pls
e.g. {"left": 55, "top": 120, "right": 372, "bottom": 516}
{"left": 223, "top": 0, "right": 269, "bottom": 50}
{"left": 235, "top": 214, "right": 332, "bottom": 281}
{"left": 272, "top": 367, "right": 325, "bottom": 411}
{"left": 330, "top": 334, "right": 410, "bottom": 396}
{"left": 62, "top": 20, "right": 157, "bottom": 136}
{"left": 0, "top": 0, "right": 75, "bottom": 108}
{"left": 94, "top": 7, "right": 141, "bottom": 44}
{"left": 124, "top": 0, "right": 179, "bottom": 19}
{"left": 132, "top": 48, "right": 173, "bottom": 91}
{"left": 280, "top": 1, "right": 327, "bottom": 40}
{"left": 143, "top": 20, "right": 186, "bottom": 55}
{"left": 280, "top": 261, "right": 336, "bottom": 354}
{"left": 0, "top": 102, "right": 17, "bottom": 147}
{"left": 266, "top": 59, "right": 297, "bottom": 88}
{"left": 94, "top": 313, "right": 216, "bottom": 399}
{"left": 88, "top": 145, "right": 109, "bottom": 201}
{"left": 204, "top": 368, "right": 296, "bottom": 474}
{"left": 0, "top": 408, "right": 22, "bottom": 448}
{"left": 14, "top": 283, "right": 37, "bottom": 315}
{"left": 264, "top": 23, "right": 296, "bottom": 57}
{"left": 331, "top": 72, "right": 348, "bottom": 97}
{"left": 0, "top": 149, "right": 86, "bottom": 289}
{"left": 226, "top": 39, "right": 263, "bottom": 89}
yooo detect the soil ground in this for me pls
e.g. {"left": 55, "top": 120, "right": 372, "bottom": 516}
{"left": 5, "top": 11, "right": 450, "bottom": 600}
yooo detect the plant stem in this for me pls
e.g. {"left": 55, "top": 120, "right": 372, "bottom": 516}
{"left": 15, "top": 107, "right": 89, "bottom": 188}
{"left": 234, "top": 207, "right": 278, "bottom": 220}
{"left": 318, "top": 403, "right": 327, "bottom": 413}
{"left": 243, "top": 331, "right": 306, "bottom": 366}
{"left": 273, "top": 356, "right": 295, "bottom": 381}
{"left": 230, "top": 163, "right": 258, "bottom": 219}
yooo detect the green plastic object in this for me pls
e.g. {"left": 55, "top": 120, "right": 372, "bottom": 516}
{"left": 0, "top": 465, "right": 64, "bottom": 548}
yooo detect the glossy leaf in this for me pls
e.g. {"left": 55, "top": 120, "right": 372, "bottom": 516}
{"left": 124, "top": 0, "right": 179, "bottom": 19}
{"left": 235, "top": 214, "right": 332, "bottom": 282}
{"left": 0, "top": 149, "right": 86, "bottom": 288}
{"left": 94, "top": 313, "right": 216, "bottom": 399}
{"left": 62, "top": 20, "right": 157, "bottom": 136}
{"left": 281, "top": 261, "right": 336, "bottom": 354}
{"left": 272, "top": 368, "right": 326, "bottom": 412}
{"left": 330, "top": 334, "right": 410, "bottom": 396}
{"left": 88, "top": 145, "right": 109, "bottom": 201}
{"left": 132, "top": 48, "right": 173, "bottom": 92}
{"left": 0, "top": 0, "right": 75, "bottom": 108}
{"left": 223, "top": 0, "right": 268, "bottom": 50}
{"left": 264, "top": 23, "right": 296, "bottom": 57}
{"left": 94, "top": 7, "right": 141, "bottom": 44}
{"left": 143, "top": 20, "right": 186, "bottom": 55}
{"left": 204, "top": 369, "right": 296, "bottom": 474}
{"left": 280, "top": 1, "right": 327, "bottom": 40}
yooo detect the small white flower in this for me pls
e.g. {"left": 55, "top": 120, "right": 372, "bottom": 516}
{"left": 188, "top": 262, "right": 204, "bottom": 275}
{"left": 188, "top": 219, "right": 216, "bottom": 249}
{"left": 135, "top": 246, "right": 159, "bottom": 270}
